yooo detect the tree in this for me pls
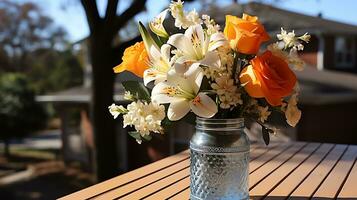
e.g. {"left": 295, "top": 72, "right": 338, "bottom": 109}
{"left": 0, "top": 73, "right": 47, "bottom": 157}
{"left": 0, "top": 0, "right": 67, "bottom": 72}
{"left": 79, "top": 0, "right": 147, "bottom": 181}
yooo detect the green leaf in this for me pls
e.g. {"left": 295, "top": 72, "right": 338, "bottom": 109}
{"left": 122, "top": 81, "right": 151, "bottom": 102}
{"left": 128, "top": 131, "right": 141, "bottom": 140}
{"left": 138, "top": 21, "right": 159, "bottom": 51}
{"left": 262, "top": 126, "right": 270, "bottom": 145}
{"left": 142, "top": 134, "right": 152, "bottom": 141}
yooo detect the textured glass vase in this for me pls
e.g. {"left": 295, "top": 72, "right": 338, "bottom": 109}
{"left": 190, "top": 117, "right": 250, "bottom": 200}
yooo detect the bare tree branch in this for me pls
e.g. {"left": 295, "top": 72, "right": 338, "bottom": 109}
{"left": 105, "top": 0, "right": 119, "bottom": 21}
{"left": 111, "top": 35, "right": 141, "bottom": 58}
{"left": 80, "top": 0, "right": 101, "bottom": 33}
{"left": 112, "top": 0, "right": 147, "bottom": 34}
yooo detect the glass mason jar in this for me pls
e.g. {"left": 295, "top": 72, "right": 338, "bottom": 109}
{"left": 190, "top": 117, "right": 250, "bottom": 200}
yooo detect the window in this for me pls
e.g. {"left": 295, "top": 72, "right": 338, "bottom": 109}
{"left": 334, "top": 36, "right": 355, "bottom": 68}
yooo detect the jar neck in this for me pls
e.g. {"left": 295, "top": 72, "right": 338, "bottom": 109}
{"left": 196, "top": 117, "right": 244, "bottom": 132}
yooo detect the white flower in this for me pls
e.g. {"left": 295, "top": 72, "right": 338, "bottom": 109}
{"left": 123, "top": 101, "right": 165, "bottom": 136}
{"left": 202, "top": 14, "right": 220, "bottom": 35}
{"left": 168, "top": 25, "right": 226, "bottom": 73}
{"left": 108, "top": 103, "right": 127, "bottom": 119}
{"left": 258, "top": 106, "right": 271, "bottom": 123}
{"left": 169, "top": 0, "right": 201, "bottom": 29}
{"left": 277, "top": 28, "right": 310, "bottom": 51}
{"left": 149, "top": 9, "right": 169, "bottom": 38}
{"left": 299, "top": 33, "right": 311, "bottom": 43}
{"left": 211, "top": 75, "right": 236, "bottom": 95}
{"left": 283, "top": 92, "right": 302, "bottom": 127}
{"left": 144, "top": 44, "right": 172, "bottom": 85}
{"left": 124, "top": 91, "right": 135, "bottom": 101}
{"left": 152, "top": 64, "right": 218, "bottom": 120}
{"left": 219, "top": 95, "right": 232, "bottom": 109}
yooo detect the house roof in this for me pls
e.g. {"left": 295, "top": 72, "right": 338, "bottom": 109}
{"left": 35, "top": 84, "right": 126, "bottom": 104}
{"left": 208, "top": 2, "right": 357, "bottom": 35}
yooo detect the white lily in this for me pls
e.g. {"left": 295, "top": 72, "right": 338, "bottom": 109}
{"left": 144, "top": 44, "right": 172, "bottom": 86}
{"left": 152, "top": 63, "right": 218, "bottom": 121}
{"left": 149, "top": 9, "right": 169, "bottom": 38}
{"left": 168, "top": 25, "right": 226, "bottom": 72}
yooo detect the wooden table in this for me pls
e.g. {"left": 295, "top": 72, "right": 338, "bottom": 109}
{"left": 59, "top": 142, "right": 357, "bottom": 199}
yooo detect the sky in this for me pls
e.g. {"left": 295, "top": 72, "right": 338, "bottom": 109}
{"left": 15, "top": 0, "right": 357, "bottom": 42}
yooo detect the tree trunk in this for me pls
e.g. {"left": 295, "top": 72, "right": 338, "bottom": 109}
{"left": 89, "top": 32, "right": 119, "bottom": 182}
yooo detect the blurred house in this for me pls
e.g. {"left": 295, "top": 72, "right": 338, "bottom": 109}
{"left": 209, "top": 2, "right": 357, "bottom": 73}
{"left": 36, "top": 2, "right": 357, "bottom": 172}
{"left": 208, "top": 2, "right": 357, "bottom": 144}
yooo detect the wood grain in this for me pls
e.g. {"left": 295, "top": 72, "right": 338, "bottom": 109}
{"left": 58, "top": 142, "right": 357, "bottom": 200}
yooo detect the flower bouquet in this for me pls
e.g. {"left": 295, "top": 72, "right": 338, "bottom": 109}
{"left": 108, "top": 1, "right": 309, "bottom": 199}
{"left": 109, "top": 0, "right": 309, "bottom": 144}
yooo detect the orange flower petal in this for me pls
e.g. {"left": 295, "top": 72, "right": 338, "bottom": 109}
{"left": 240, "top": 65, "right": 264, "bottom": 97}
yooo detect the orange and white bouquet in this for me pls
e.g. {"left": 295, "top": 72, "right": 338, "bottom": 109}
{"left": 109, "top": 0, "right": 310, "bottom": 144}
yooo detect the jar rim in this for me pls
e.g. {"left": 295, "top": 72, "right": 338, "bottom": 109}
{"left": 196, "top": 117, "right": 244, "bottom": 124}
{"left": 195, "top": 117, "right": 244, "bottom": 131}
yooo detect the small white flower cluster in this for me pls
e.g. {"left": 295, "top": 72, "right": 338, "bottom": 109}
{"left": 204, "top": 45, "right": 234, "bottom": 79}
{"left": 108, "top": 103, "right": 127, "bottom": 119}
{"left": 277, "top": 28, "right": 310, "bottom": 51}
{"left": 211, "top": 75, "right": 243, "bottom": 109}
{"left": 273, "top": 28, "right": 311, "bottom": 71}
{"left": 169, "top": 0, "right": 201, "bottom": 29}
{"left": 244, "top": 99, "right": 271, "bottom": 123}
{"left": 124, "top": 91, "right": 136, "bottom": 101}
{"left": 202, "top": 14, "right": 220, "bottom": 35}
{"left": 123, "top": 101, "right": 166, "bottom": 138}
{"left": 257, "top": 106, "right": 271, "bottom": 123}
{"left": 282, "top": 86, "right": 301, "bottom": 127}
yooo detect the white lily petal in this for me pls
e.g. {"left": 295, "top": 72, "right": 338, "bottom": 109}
{"left": 184, "top": 63, "right": 203, "bottom": 94}
{"left": 143, "top": 69, "right": 167, "bottom": 86}
{"left": 151, "top": 81, "right": 179, "bottom": 103}
{"left": 189, "top": 93, "right": 218, "bottom": 118}
{"left": 168, "top": 99, "right": 190, "bottom": 121}
{"left": 161, "top": 44, "right": 171, "bottom": 61}
{"left": 173, "top": 62, "right": 190, "bottom": 75}
{"left": 200, "top": 51, "right": 221, "bottom": 68}
{"left": 209, "top": 33, "right": 227, "bottom": 51}
{"left": 167, "top": 69, "right": 195, "bottom": 95}
{"left": 150, "top": 45, "right": 162, "bottom": 59}
{"left": 185, "top": 25, "right": 205, "bottom": 48}
{"left": 168, "top": 34, "right": 196, "bottom": 58}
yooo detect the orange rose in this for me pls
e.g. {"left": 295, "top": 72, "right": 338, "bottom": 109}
{"left": 113, "top": 41, "right": 149, "bottom": 77}
{"left": 239, "top": 51, "right": 297, "bottom": 106}
{"left": 224, "top": 14, "right": 270, "bottom": 55}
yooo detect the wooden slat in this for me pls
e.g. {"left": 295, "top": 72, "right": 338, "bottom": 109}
{"left": 290, "top": 144, "right": 347, "bottom": 198}
{"left": 338, "top": 158, "right": 357, "bottom": 198}
{"left": 168, "top": 188, "right": 190, "bottom": 200}
{"left": 250, "top": 143, "right": 280, "bottom": 161}
{"left": 312, "top": 145, "right": 357, "bottom": 198}
{"left": 250, "top": 143, "right": 320, "bottom": 198}
{"left": 249, "top": 142, "right": 306, "bottom": 189}
{"left": 267, "top": 143, "right": 334, "bottom": 198}
{"left": 120, "top": 168, "right": 189, "bottom": 200}
{"left": 93, "top": 159, "right": 189, "bottom": 199}
{"left": 144, "top": 177, "right": 189, "bottom": 200}
{"left": 249, "top": 143, "right": 291, "bottom": 173}
{"left": 59, "top": 150, "right": 189, "bottom": 200}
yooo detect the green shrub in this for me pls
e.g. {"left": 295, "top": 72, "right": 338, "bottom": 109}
{"left": 0, "top": 73, "right": 47, "bottom": 144}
